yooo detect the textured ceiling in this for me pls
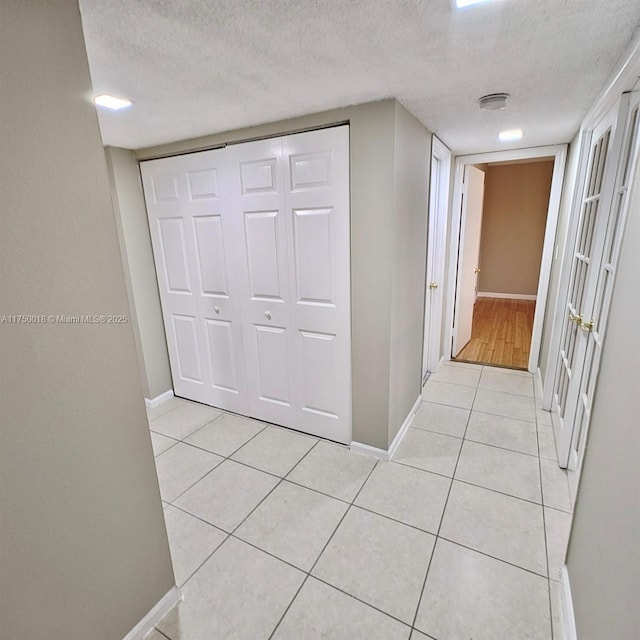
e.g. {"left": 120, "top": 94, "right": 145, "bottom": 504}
{"left": 79, "top": 0, "right": 640, "bottom": 154}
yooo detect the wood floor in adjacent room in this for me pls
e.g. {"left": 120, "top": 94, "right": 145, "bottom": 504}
{"left": 454, "top": 297, "right": 536, "bottom": 369}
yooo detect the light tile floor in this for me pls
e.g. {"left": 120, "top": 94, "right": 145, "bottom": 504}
{"left": 145, "top": 361, "right": 572, "bottom": 640}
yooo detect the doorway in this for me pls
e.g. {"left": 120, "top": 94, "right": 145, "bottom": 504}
{"left": 454, "top": 159, "right": 555, "bottom": 369}
{"left": 446, "top": 146, "right": 567, "bottom": 373}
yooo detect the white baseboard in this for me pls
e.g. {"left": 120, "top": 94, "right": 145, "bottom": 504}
{"left": 561, "top": 566, "right": 578, "bottom": 640}
{"left": 145, "top": 389, "right": 175, "bottom": 409}
{"left": 477, "top": 292, "right": 537, "bottom": 300}
{"left": 350, "top": 394, "right": 422, "bottom": 462}
{"left": 350, "top": 441, "right": 390, "bottom": 461}
{"left": 388, "top": 394, "right": 422, "bottom": 459}
{"left": 122, "top": 585, "right": 181, "bottom": 640}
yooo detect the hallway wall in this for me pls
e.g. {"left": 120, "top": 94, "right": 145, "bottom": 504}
{"left": 388, "top": 102, "right": 430, "bottom": 443}
{"left": 478, "top": 160, "right": 554, "bottom": 296}
{"left": 565, "top": 148, "right": 640, "bottom": 640}
{"left": 105, "top": 146, "right": 173, "bottom": 400}
{"left": 0, "top": 2, "right": 175, "bottom": 638}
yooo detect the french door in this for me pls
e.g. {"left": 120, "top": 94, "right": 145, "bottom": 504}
{"left": 553, "top": 92, "right": 640, "bottom": 476}
{"left": 141, "top": 126, "right": 352, "bottom": 443}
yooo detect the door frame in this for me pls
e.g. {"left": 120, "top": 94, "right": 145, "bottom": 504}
{"left": 422, "top": 136, "right": 451, "bottom": 381}
{"left": 444, "top": 145, "right": 567, "bottom": 372}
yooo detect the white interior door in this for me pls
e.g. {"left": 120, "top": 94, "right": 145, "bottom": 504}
{"left": 282, "top": 126, "right": 351, "bottom": 443}
{"left": 453, "top": 165, "right": 485, "bottom": 357}
{"left": 552, "top": 103, "right": 620, "bottom": 467}
{"left": 142, "top": 125, "right": 351, "bottom": 444}
{"left": 423, "top": 137, "right": 451, "bottom": 380}
{"left": 226, "top": 136, "right": 297, "bottom": 428}
{"left": 141, "top": 150, "right": 250, "bottom": 413}
{"left": 555, "top": 92, "right": 640, "bottom": 484}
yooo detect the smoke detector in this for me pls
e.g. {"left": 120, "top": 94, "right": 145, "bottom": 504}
{"left": 478, "top": 93, "right": 510, "bottom": 111}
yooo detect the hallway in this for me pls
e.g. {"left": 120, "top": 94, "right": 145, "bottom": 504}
{"left": 455, "top": 297, "right": 536, "bottom": 369}
{"left": 146, "top": 362, "right": 572, "bottom": 640}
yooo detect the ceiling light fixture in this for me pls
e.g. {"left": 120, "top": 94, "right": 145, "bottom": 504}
{"left": 498, "top": 129, "right": 524, "bottom": 142}
{"left": 454, "top": 0, "right": 496, "bottom": 8}
{"left": 478, "top": 93, "right": 509, "bottom": 111}
{"left": 94, "top": 94, "right": 132, "bottom": 110}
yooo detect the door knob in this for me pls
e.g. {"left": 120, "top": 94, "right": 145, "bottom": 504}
{"left": 429, "top": 282, "right": 439, "bottom": 289}
{"left": 474, "top": 267, "right": 481, "bottom": 274}
{"left": 568, "top": 311, "right": 582, "bottom": 324}
{"left": 214, "top": 306, "right": 220, "bottom": 315}
{"left": 264, "top": 311, "right": 272, "bottom": 320}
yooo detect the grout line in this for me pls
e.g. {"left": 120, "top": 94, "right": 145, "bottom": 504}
{"left": 436, "top": 536, "right": 550, "bottom": 581}
{"left": 457, "top": 433, "right": 542, "bottom": 459}
{"left": 544, "top": 503, "right": 573, "bottom": 515}
{"left": 266, "top": 460, "right": 381, "bottom": 639}
{"left": 409, "top": 381, "right": 478, "bottom": 636}
{"left": 309, "top": 575, "right": 414, "bottom": 630}
{"left": 174, "top": 531, "right": 232, "bottom": 589}
{"left": 228, "top": 440, "right": 323, "bottom": 537}
{"left": 156, "top": 378, "right": 556, "bottom": 639}
{"left": 161, "top": 422, "right": 273, "bottom": 505}
{"left": 166, "top": 502, "right": 232, "bottom": 535}
{"left": 450, "top": 477, "right": 544, "bottom": 508}
{"left": 465, "top": 406, "right": 539, "bottom": 425}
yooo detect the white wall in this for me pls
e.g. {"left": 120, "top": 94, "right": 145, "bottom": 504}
{"left": 105, "top": 147, "right": 173, "bottom": 400}
{"left": 0, "top": 2, "right": 174, "bottom": 638}
{"left": 565, "top": 151, "right": 640, "bottom": 639}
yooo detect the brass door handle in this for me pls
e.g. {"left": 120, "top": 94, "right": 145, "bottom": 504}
{"left": 474, "top": 267, "right": 481, "bottom": 274}
{"left": 429, "top": 282, "right": 439, "bottom": 289}
{"left": 568, "top": 311, "right": 582, "bottom": 324}
{"left": 580, "top": 319, "right": 595, "bottom": 331}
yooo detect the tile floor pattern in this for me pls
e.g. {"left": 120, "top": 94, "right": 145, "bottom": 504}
{"left": 145, "top": 362, "right": 573, "bottom": 640}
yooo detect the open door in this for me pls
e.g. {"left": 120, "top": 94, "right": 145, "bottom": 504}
{"left": 453, "top": 165, "right": 485, "bottom": 356}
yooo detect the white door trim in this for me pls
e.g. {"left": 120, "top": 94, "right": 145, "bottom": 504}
{"left": 444, "top": 145, "right": 567, "bottom": 372}
{"left": 422, "top": 136, "right": 451, "bottom": 380}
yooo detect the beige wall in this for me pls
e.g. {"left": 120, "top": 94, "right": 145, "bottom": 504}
{"left": 105, "top": 147, "right": 173, "bottom": 400}
{"left": 135, "top": 100, "right": 400, "bottom": 449}
{"left": 0, "top": 2, "right": 174, "bottom": 639}
{"left": 478, "top": 161, "right": 554, "bottom": 296}
{"left": 565, "top": 153, "right": 640, "bottom": 639}
{"left": 388, "top": 103, "right": 431, "bottom": 443}
{"left": 538, "top": 133, "right": 582, "bottom": 383}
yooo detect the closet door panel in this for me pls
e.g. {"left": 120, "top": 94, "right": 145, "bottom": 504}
{"left": 283, "top": 126, "right": 351, "bottom": 443}
{"left": 228, "top": 138, "right": 297, "bottom": 426}
{"left": 141, "top": 150, "right": 249, "bottom": 411}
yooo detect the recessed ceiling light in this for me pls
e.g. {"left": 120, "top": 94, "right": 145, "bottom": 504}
{"left": 454, "top": 0, "right": 496, "bottom": 8}
{"left": 94, "top": 94, "right": 132, "bottom": 110}
{"left": 498, "top": 129, "right": 524, "bottom": 142}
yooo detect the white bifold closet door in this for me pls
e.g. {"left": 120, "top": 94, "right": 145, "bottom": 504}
{"left": 141, "top": 125, "right": 351, "bottom": 444}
